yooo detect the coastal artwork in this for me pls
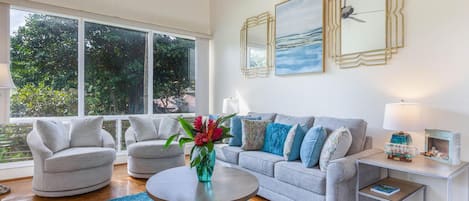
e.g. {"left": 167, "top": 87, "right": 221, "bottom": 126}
{"left": 275, "top": 0, "right": 324, "bottom": 75}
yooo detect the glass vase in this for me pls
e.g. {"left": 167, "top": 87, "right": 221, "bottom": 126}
{"left": 195, "top": 149, "right": 216, "bottom": 182}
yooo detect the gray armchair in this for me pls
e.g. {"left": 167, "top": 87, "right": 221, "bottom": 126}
{"left": 125, "top": 127, "right": 185, "bottom": 178}
{"left": 27, "top": 128, "right": 116, "bottom": 197}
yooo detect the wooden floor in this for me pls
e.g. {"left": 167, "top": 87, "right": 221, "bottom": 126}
{"left": 0, "top": 164, "right": 268, "bottom": 201}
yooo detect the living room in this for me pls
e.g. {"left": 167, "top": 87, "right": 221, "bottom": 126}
{"left": 0, "top": 0, "right": 468, "bottom": 201}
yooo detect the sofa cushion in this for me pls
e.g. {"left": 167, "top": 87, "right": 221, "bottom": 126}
{"left": 262, "top": 123, "right": 292, "bottom": 156}
{"left": 313, "top": 117, "right": 367, "bottom": 155}
{"left": 274, "top": 161, "right": 326, "bottom": 195}
{"left": 158, "top": 117, "right": 180, "bottom": 140}
{"left": 128, "top": 140, "right": 183, "bottom": 159}
{"left": 35, "top": 120, "right": 69, "bottom": 153}
{"left": 319, "top": 127, "right": 352, "bottom": 172}
{"left": 241, "top": 120, "right": 270, "bottom": 151}
{"left": 248, "top": 112, "right": 277, "bottom": 121}
{"left": 70, "top": 117, "right": 103, "bottom": 147}
{"left": 239, "top": 151, "right": 283, "bottom": 177}
{"left": 215, "top": 144, "right": 244, "bottom": 164}
{"left": 229, "top": 116, "right": 261, "bottom": 146}
{"left": 129, "top": 116, "right": 159, "bottom": 141}
{"left": 274, "top": 114, "right": 315, "bottom": 133}
{"left": 45, "top": 147, "right": 115, "bottom": 173}
{"left": 284, "top": 124, "right": 306, "bottom": 161}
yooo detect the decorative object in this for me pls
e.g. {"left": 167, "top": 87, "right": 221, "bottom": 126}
{"left": 384, "top": 142, "right": 418, "bottom": 162}
{"left": 70, "top": 117, "right": 104, "bottom": 147}
{"left": 128, "top": 116, "right": 159, "bottom": 141}
{"left": 319, "top": 127, "right": 352, "bottom": 171}
{"left": 283, "top": 124, "right": 306, "bottom": 161}
{"left": 275, "top": 0, "right": 325, "bottom": 75}
{"left": 241, "top": 119, "right": 271, "bottom": 151}
{"left": 0, "top": 63, "right": 15, "bottom": 125}
{"left": 240, "top": 12, "right": 274, "bottom": 78}
{"left": 383, "top": 101, "right": 422, "bottom": 146}
{"left": 34, "top": 120, "right": 69, "bottom": 153}
{"left": 262, "top": 123, "right": 292, "bottom": 156}
{"left": 327, "top": 0, "right": 405, "bottom": 68}
{"left": 222, "top": 97, "right": 240, "bottom": 114}
{"left": 164, "top": 114, "right": 235, "bottom": 182}
{"left": 300, "top": 126, "right": 327, "bottom": 167}
{"left": 228, "top": 115, "right": 261, "bottom": 146}
{"left": 423, "top": 129, "right": 461, "bottom": 165}
{"left": 146, "top": 166, "right": 259, "bottom": 201}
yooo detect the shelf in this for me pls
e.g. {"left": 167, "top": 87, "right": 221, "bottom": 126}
{"left": 359, "top": 177, "right": 425, "bottom": 201}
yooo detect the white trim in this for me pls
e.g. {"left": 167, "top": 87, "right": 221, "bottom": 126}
{"left": 78, "top": 18, "right": 85, "bottom": 117}
{"left": 116, "top": 119, "right": 122, "bottom": 152}
{"left": 10, "top": 113, "right": 195, "bottom": 123}
{"left": 147, "top": 33, "right": 154, "bottom": 114}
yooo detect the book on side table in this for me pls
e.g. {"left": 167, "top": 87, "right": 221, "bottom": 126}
{"left": 371, "top": 184, "right": 400, "bottom": 196}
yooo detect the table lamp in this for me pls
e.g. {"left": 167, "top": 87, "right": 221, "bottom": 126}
{"left": 383, "top": 101, "right": 422, "bottom": 145}
{"left": 222, "top": 97, "right": 239, "bottom": 114}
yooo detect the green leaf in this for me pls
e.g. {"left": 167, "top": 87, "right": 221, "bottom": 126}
{"left": 163, "top": 134, "right": 180, "bottom": 149}
{"left": 207, "top": 142, "right": 214, "bottom": 153}
{"left": 178, "top": 137, "right": 194, "bottom": 149}
{"left": 216, "top": 113, "right": 237, "bottom": 125}
{"left": 191, "top": 155, "right": 201, "bottom": 168}
{"left": 189, "top": 145, "right": 196, "bottom": 161}
{"left": 178, "top": 117, "right": 195, "bottom": 139}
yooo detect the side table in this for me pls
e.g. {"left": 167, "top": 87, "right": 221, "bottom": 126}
{"left": 356, "top": 152, "right": 469, "bottom": 201}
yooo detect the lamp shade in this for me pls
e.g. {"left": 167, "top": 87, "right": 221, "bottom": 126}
{"left": 383, "top": 102, "right": 423, "bottom": 132}
{"left": 0, "top": 63, "right": 15, "bottom": 89}
{"left": 222, "top": 97, "right": 239, "bottom": 114}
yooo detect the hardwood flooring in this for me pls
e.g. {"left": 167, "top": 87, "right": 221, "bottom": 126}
{"left": 0, "top": 164, "right": 268, "bottom": 201}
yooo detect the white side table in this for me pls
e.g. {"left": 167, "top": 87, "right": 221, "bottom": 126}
{"left": 357, "top": 152, "right": 469, "bottom": 201}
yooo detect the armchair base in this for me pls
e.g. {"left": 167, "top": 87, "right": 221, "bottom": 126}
{"left": 32, "top": 179, "right": 110, "bottom": 197}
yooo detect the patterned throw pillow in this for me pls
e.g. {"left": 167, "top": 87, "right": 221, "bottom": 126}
{"left": 241, "top": 119, "right": 271, "bottom": 150}
{"left": 262, "top": 123, "right": 292, "bottom": 156}
{"left": 319, "top": 127, "right": 353, "bottom": 171}
{"left": 284, "top": 124, "right": 307, "bottom": 161}
{"left": 300, "top": 126, "right": 327, "bottom": 167}
{"left": 229, "top": 116, "right": 261, "bottom": 146}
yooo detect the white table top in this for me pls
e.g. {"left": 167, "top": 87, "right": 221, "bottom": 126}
{"left": 358, "top": 152, "right": 469, "bottom": 179}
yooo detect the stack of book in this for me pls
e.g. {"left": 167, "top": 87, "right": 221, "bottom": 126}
{"left": 371, "top": 184, "right": 400, "bottom": 196}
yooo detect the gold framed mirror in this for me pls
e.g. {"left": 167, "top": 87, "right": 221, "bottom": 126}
{"left": 327, "top": 0, "right": 404, "bottom": 68}
{"left": 240, "top": 12, "right": 274, "bottom": 78}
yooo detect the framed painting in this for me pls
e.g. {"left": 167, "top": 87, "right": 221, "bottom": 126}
{"left": 275, "top": 0, "right": 325, "bottom": 75}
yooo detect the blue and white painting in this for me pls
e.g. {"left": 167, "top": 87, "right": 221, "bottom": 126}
{"left": 275, "top": 0, "right": 324, "bottom": 75}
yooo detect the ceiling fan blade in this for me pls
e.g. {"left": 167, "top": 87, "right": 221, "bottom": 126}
{"left": 352, "top": 10, "right": 384, "bottom": 15}
{"left": 349, "top": 16, "right": 366, "bottom": 23}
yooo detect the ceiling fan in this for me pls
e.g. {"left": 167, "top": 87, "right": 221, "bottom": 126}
{"left": 341, "top": 0, "right": 383, "bottom": 23}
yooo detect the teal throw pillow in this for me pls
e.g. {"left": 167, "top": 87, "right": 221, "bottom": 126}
{"left": 283, "top": 124, "right": 306, "bottom": 161}
{"left": 229, "top": 115, "right": 261, "bottom": 146}
{"left": 300, "top": 126, "right": 328, "bottom": 168}
{"left": 262, "top": 123, "right": 292, "bottom": 156}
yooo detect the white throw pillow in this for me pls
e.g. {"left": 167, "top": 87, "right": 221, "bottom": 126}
{"left": 35, "top": 120, "right": 69, "bottom": 153}
{"left": 158, "top": 117, "right": 180, "bottom": 140}
{"left": 129, "top": 116, "right": 158, "bottom": 141}
{"left": 319, "top": 127, "right": 353, "bottom": 172}
{"left": 70, "top": 117, "right": 104, "bottom": 147}
{"left": 283, "top": 124, "right": 299, "bottom": 160}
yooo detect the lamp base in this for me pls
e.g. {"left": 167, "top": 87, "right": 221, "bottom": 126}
{"left": 0, "top": 184, "right": 10, "bottom": 195}
{"left": 390, "top": 131, "right": 413, "bottom": 145}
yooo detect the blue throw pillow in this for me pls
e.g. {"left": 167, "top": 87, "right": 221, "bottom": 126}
{"left": 300, "top": 126, "right": 328, "bottom": 168}
{"left": 262, "top": 123, "right": 292, "bottom": 156}
{"left": 284, "top": 124, "right": 306, "bottom": 161}
{"left": 208, "top": 114, "right": 219, "bottom": 120}
{"left": 229, "top": 115, "right": 261, "bottom": 146}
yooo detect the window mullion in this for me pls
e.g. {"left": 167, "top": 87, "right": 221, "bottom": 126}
{"left": 78, "top": 18, "right": 85, "bottom": 117}
{"left": 147, "top": 32, "right": 154, "bottom": 114}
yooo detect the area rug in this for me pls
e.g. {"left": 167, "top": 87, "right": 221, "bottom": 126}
{"left": 109, "top": 192, "right": 152, "bottom": 201}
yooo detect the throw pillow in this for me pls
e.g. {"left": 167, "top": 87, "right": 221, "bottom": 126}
{"left": 300, "top": 126, "right": 328, "bottom": 167}
{"left": 129, "top": 116, "right": 158, "bottom": 141}
{"left": 70, "top": 117, "right": 104, "bottom": 147}
{"left": 158, "top": 117, "right": 180, "bottom": 139}
{"left": 229, "top": 115, "right": 261, "bottom": 146}
{"left": 262, "top": 123, "right": 292, "bottom": 156}
{"left": 241, "top": 119, "right": 271, "bottom": 150}
{"left": 283, "top": 124, "right": 306, "bottom": 161}
{"left": 35, "top": 120, "right": 69, "bottom": 153}
{"left": 319, "top": 127, "right": 353, "bottom": 171}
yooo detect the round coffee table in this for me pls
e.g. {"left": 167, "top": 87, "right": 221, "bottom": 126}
{"left": 146, "top": 166, "right": 259, "bottom": 201}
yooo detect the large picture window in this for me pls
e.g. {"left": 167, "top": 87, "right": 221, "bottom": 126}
{"left": 10, "top": 9, "right": 78, "bottom": 117}
{"left": 153, "top": 34, "right": 195, "bottom": 113}
{"left": 85, "top": 22, "right": 146, "bottom": 115}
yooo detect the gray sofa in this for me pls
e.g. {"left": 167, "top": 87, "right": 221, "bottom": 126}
{"left": 215, "top": 112, "right": 381, "bottom": 201}
{"left": 27, "top": 128, "right": 116, "bottom": 197}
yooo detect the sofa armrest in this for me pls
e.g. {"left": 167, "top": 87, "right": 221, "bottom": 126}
{"left": 101, "top": 129, "right": 116, "bottom": 148}
{"left": 27, "top": 131, "right": 53, "bottom": 161}
{"left": 125, "top": 127, "right": 137, "bottom": 146}
{"left": 326, "top": 148, "right": 382, "bottom": 201}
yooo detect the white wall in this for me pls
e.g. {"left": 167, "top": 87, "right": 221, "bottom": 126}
{"left": 210, "top": 0, "right": 469, "bottom": 200}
